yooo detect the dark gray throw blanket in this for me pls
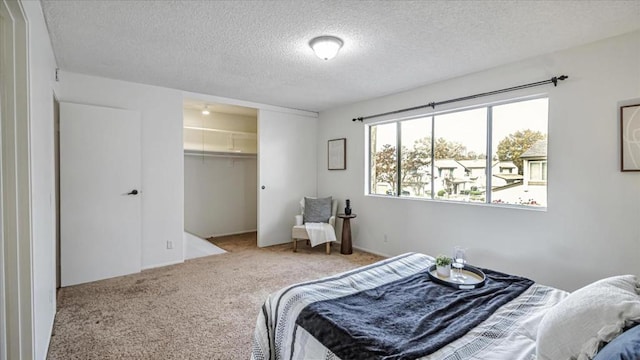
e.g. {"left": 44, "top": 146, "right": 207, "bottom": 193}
{"left": 295, "top": 268, "right": 533, "bottom": 360}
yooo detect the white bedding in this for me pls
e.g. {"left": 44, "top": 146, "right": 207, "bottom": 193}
{"left": 251, "top": 253, "right": 567, "bottom": 360}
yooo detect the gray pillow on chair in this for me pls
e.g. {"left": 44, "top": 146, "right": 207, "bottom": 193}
{"left": 303, "top": 197, "right": 332, "bottom": 223}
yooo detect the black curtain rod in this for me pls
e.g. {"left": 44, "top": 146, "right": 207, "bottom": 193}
{"left": 352, "top": 75, "right": 568, "bottom": 122}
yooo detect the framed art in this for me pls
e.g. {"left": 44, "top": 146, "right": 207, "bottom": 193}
{"left": 328, "top": 138, "right": 346, "bottom": 170}
{"left": 621, "top": 103, "right": 640, "bottom": 171}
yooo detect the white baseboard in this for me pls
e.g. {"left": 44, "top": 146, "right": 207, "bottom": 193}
{"left": 142, "top": 259, "right": 184, "bottom": 271}
{"left": 351, "top": 244, "right": 391, "bottom": 258}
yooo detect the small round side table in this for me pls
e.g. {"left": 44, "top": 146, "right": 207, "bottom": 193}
{"left": 337, "top": 214, "right": 356, "bottom": 255}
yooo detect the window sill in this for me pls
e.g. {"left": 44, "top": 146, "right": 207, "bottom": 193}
{"left": 365, "top": 193, "right": 547, "bottom": 212}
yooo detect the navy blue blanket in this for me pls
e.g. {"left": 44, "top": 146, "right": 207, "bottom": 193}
{"left": 295, "top": 268, "right": 533, "bottom": 360}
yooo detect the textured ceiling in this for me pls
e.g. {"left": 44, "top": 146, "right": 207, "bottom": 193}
{"left": 42, "top": 0, "right": 640, "bottom": 112}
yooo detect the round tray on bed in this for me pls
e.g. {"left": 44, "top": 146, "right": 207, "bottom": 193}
{"left": 427, "top": 264, "right": 486, "bottom": 290}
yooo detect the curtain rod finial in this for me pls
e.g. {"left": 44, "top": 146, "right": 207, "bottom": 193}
{"left": 352, "top": 117, "right": 363, "bottom": 122}
{"left": 552, "top": 75, "right": 569, "bottom": 86}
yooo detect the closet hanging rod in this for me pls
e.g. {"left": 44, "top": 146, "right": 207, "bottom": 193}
{"left": 184, "top": 150, "right": 257, "bottom": 159}
{"left": 352, "top": 75, "right": 568, "bottom": 122}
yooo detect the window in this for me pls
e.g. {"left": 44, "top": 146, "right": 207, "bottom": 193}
{"left": 367, "top": 97, "right": 548, "bottom": 208}
{"left": 400, "top": 118, "right": 431, "bottom": 198}
{"left": 433, "top": 108, "right": 486, "bottom": 203}
{"left": 528, "top": 161, "right": 547, "bottom": 181}
{"left": 491, "top": 98, "right": 548, "bottom": 206}
{"left": 369, "top": 123, "right": 397, "bottom": 195}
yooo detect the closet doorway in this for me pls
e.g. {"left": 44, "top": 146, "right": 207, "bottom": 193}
{"left": 182, "top": 100, "right": 258, "bottom": 242}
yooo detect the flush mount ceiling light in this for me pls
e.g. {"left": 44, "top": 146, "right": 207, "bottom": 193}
{"left": 309, "top": 35, "right": 344, "bottom": 61}
{"left": 202, "top": 105, "right": 210, "bottom": 115}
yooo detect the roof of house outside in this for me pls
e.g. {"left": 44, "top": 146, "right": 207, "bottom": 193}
{"left": 495, "top": 161, "right": 517, "bottom": 168}
{"left": 455, "top": 159, "right": 518, "bottom": 171}
{"left": 491, "top": 181, "right": 526, "bottom": 192}
{"left": 457, "top": 159, "right": 487, "bottom": 169}
{"left": 433, "top": 159, "right": 460, "bottom": 169}
{"left": 521, "top": 140, "right": 547, "bottom": 158}
{"left": 493, "top": 173, "right": 524, "bottom": 181}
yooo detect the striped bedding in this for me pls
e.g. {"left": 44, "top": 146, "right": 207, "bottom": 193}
{"left": 251, "top": 253, "right": 567, "bottom": 360}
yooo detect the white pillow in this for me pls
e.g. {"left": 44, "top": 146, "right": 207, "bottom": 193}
{"left": 536, "top": 275, "right": 640, "bottom": 360}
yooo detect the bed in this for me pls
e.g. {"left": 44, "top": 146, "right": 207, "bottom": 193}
{"left": 251, "top": 252, "right": 640, "bottom": 360}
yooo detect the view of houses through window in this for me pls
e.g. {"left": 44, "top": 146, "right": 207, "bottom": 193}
{"left": 368, "top": 97, "right": 548, "bottom": 208}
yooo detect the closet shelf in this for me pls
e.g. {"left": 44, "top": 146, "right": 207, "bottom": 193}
{"left": 183, "top": 126, "right": 257, "bottom": 139}
{"left": 184, "top": 150, "right": 257, "bottom": 159}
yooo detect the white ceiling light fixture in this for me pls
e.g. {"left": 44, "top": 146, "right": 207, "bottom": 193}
{"left": 309, "top": 35, "right": 344, "bottom": 61}
{"left": 202, "top": 105, "right": 210, "bottom": 115}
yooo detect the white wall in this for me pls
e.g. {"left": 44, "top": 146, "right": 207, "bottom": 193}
{"left": 318, "top": 30, "right": 640, "bottom": 292}
{"left": 22, "top": 1, "right": 60, "bottom": 358}
{"left": 59, "top": 72, "right": 185, "bottom": 269}
{"left": 184, "top": 155, "right": 257, "bottom": 237}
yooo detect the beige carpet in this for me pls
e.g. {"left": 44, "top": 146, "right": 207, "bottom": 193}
{"left": 47, "top": 233, "right": 384, "bottom": 359}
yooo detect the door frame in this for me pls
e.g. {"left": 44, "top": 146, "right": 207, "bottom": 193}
{"left": 54, "top": 95, "right": 60, "bottom": 289}
{"left": 1, "top": 0, "right": 34, "bottom": 358}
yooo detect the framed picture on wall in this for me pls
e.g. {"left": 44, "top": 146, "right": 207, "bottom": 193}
{"left": 328, "top": 138, "right": 346, "bottom": 170}
{"left": 621, "top": 103, "right": 640, "bottom": 171}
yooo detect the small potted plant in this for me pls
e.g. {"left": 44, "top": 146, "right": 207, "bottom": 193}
{"left": 435, "top": 255, "right": 452, "bottom": 278}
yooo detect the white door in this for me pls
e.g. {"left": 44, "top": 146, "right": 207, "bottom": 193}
{"left": 60, "top": 102, "right": 142, "bottom": 286}
{"left": 257, "top": 110, "right": 317, "bottom": 247}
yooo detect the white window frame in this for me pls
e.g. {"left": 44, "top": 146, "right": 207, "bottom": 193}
{"left": 528, "top": 160, "right": 548, "bottom": 182}
{"left": 366, "top": 95, "right": 548, "bottom": 209}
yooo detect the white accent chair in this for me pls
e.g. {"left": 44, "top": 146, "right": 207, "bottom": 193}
{"left": 292, "top": 198, "right": 338, "bottom": 254}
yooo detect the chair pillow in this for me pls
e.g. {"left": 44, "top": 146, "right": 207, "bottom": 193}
{"left": 593, "top": 323, "right": 640, "bottom": 360}
{"left": 536, "top": 275, "right": 640, "bottom": 360}
{"left": 303, "top": 197, "right": 332, "bottom": 223}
